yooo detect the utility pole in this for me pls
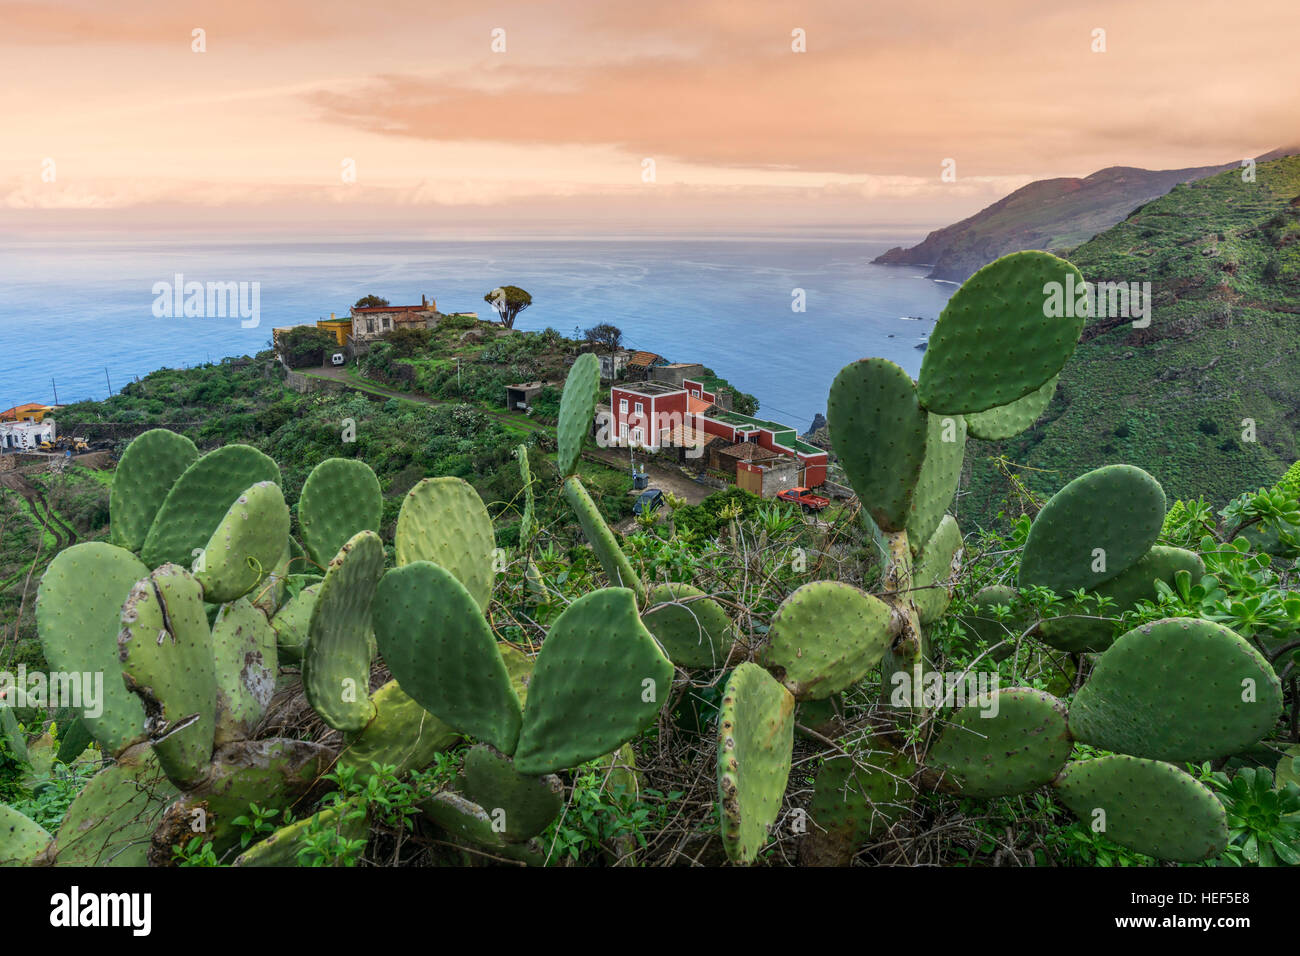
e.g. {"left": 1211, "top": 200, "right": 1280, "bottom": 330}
{"left": 51, "top": 378, "right": 59, "bottom": 405}
{"left": 104, "top": 367, "right": 112, "bottom": 397}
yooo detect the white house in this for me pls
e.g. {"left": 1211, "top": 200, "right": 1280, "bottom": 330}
{"left": 1, "top": 419, "right": 55, "bottom": 451}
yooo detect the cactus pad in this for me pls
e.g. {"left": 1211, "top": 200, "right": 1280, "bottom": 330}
{"left": 395, "top": 476, "right": 495, "bottom": 612}
{"left": 562, "top": 475, "right": 646, "bottom": 601}
{"left": 517, "top": 444, "right": 537, "bottom": 545}
{"left": 717, "top": 662, "right": 795, "bottom": 864}
{"left": 36, "top": 542, "right": 148, "bottom": 754}
{"left": 338, "top": 680, "right": 458, "bottom": 781}
{"left": 906, "top": 413, "right": 966, "bottom": 549}
{"left": 109, "top": 428, "right": 198, "bottom": 552}
{"left": 827, "top": 358, "right": 927, "bottom": 532}
{"left": 420, "top": 790, "right": 506, "bottom": 849}
{"left": 1069, "top": 618, "right": 1282, "bottom": 762}
{"left": 0, "top": 805, "right": 50, "bottom": 866}
{"left": 499, "top": 644, "right": 534, "bottom": 710}
{"left": 927, "top": 688, "right": 1071, "bottom": 797}
{"left": 642, "top": 582, "right": 735, "bottom": 668}
{"left": 141, "top": 444, "right": 281, "bottom": 570}
{"left": 210, "top": 598, "right": 278, "bottom": 744}
{"left": 801, "top": 744, "right": 916, "bottom": 865}
{"left": 912, "top": 515, "right": 962, "bottom": 625}
{"left": 298, "top": 458, "right": 382, "bottom": 569}
{"left": 269, "top": 584, "right": 318, "bottom": 662}
{"left": 118, "top": 564, "right": 216, "bottom": 789}
{"left": 917, "top": 251, "right": 1086, "bottom": 414}
{"left": 152, "top": 738, "right": 332, "bottom": 859}
{"left": 462, "top": 744, "right": 564, "bottom": 842}
{"left": 760, "top": 581, "right": 895, "bottom": 700}
{"left": 373, "top": 561, "right": 522, "bottom": 754}
{"left": 303, "top": 531, "right": 385, "bottom": 732}
{"left": 513, "top": 588, "right": 673, "bottom": 775}
{"left": 1019, "top": 464, "right": 1166, "bottom": 594}
{"left": 194, "top": 481, "right": 290, "bottom": 604}
{"left": 1037, "top": 546, "right": 1205, "bottom": 653}
{"left": 42, "top": 743, "right": 178, "bottom": 866}
{"left": 965, "top": 375, "right": 1058, "bottom": 441}
{"left": 557, "top": 351, "right": 600, "bottom": 478}
{"left": 1053, "top": 756, "right": 1228, "bottom": 862}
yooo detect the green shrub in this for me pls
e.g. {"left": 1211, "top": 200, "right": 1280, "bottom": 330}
{"left": 278, "top": 327, "right": 337, "bottom": 368}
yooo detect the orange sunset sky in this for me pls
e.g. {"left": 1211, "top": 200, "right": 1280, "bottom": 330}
{"left": 3, "top": 0, "right": 1297, "bottom": 233}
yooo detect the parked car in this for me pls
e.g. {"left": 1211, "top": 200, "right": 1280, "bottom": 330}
{"left": 776, "top": 486, "right": 830, "bottom": 513}
{"left": 633, "top": 488, "right": 665, "bottom": 516}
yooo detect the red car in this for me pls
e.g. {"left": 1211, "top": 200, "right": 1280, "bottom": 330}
{"left": 777, "top": 487, "right": 830, "bottom": 513}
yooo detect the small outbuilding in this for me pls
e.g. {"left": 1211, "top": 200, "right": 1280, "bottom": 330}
{"left": 506, "top": 382, "right": 545, "bottom": 411}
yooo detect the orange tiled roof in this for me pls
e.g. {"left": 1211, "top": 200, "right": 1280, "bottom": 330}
{"left": 1, "top": 403, "right": 51, "bottom": 421}
{"left": 687, "top": 396, "right": 713, "bottom": 416}
{"left": 626, "top": 351, "right": 662, "bottom": 367}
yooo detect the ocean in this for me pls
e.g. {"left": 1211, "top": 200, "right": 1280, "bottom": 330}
{"left": 0, "top": 235, "right": 955, "bottom": 431}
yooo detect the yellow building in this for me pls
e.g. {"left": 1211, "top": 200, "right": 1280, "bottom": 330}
{"left": 0, "top": 403, "right": 54, "bottom": 423}
{"left": 317, "top": 317, "right": 351, "bottom": 346}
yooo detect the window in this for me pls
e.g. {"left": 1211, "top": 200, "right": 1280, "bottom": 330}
{"left": 620, "top": 423, "right": 628, "bottom": 444}
{"left": 634, "top": 402, "right": 644, "bottom": 415}
{"left": 619, "top": 399, "right": 628, "bottom": 413}
{"left": 632, "top": 427, "right": 643, "bottom": 446}
{"left": 384, "top": 316, "right": 392, "bottom": 330}
{"left": 366, "top": 318, "right": 374, "bottom": 333}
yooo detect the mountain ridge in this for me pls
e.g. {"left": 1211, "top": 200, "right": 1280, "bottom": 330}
{"left": 961, "top": 154, "right": 1300, "bottom": 523}
{"left": 875, "top": 148, "right": 1298, "bottom": 282}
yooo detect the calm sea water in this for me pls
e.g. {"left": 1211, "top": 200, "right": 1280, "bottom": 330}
{"left": 0, "top": 236, "right": 955, "bottom": 431}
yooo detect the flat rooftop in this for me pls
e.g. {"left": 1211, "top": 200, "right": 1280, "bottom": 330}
{"left": 618, "top": 381, "right": 682, "bottom": 396}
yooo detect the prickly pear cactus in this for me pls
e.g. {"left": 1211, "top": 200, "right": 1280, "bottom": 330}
{"left": 827, "top": 358, "right": 928, "bottom": 533}
{"left": 39, "top": 743, "right": 178, "bottom": 866}
{"left": 36, "top": 542, "right": 148, "bottom": 754}
{"left": 194, "top": 480, "right": 290, "bottom": 603}
{"left": 557, "top": 351, "right": 600, "bottom": 478}
{"left": 717, "top": 662, "right": 795, "bottom": 864}
{"left": 337, "top": 680, "right": 457, "bottom": 781}
{"left": 0, "top": 805, "right": 50, "bottom": 866}
{"left": 109, "top": 428, "right": 198, "bottom": 552}
{"left": 373, "top": 560, "right": 522, "bottom": 755}
{"left": 926, "top": 688, "right": 1071, "bottom": 798}
{"left": 303, "top": 530, "right": 385, "bottom": 732}
{"left": 1068, "top": 618, "right": 1282, "bottom": 761}
{"left": 298, "top": 458, "right": 382, "bottom": 569}
{"left": 917, "top": 250, "right": 1086, "bottom": 414}
{"left": 118, "top": 563, "right": 216, "bottom": 789}
{"left": 1018, "top": 464, "right": 1166, "bottom": 594}
{"left": 513, "top": 588, "right": 673, "bottom": 775}
{"left": 141, "top": 444, "right": 281, "bottom": 570}
{"left": 395, "top": 476, "right": 495, "bottom": 612}
{"left": 269, "top": 583, "right": 318, "bottom": 661}
{"left": 562, "top": 475, "right": 646, "bottom": 602}
{"left": 965, "top": 375, "right": 1058, "bottom": 441}
{"left": 759, "top": 580, "right": 895, "bottom": 700}
{"left": 461, "top": 744, "right": 564, "bottom": 842}
{"left": 210, "top": 598, "right": 278, "bottom": 744}
{"left": 1036, "top": 545, "right": 1204, "bottom": 653}
{"left": 1052, "top": 756, "right": 1228, "bottom": 862}
{"left": 642, "top": 582, "right": 735, "bottom": 669}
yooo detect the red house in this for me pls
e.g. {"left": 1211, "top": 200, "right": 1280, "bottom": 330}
{"left": 608, "top": 378, "right": 828, "bottom": 487}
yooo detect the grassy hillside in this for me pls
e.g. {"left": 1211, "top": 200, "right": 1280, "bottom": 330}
{"left": 874, "top": 162, "right": 1235, "bottom": 281}
{"left": 964, "top": 155, "right": 1300, "bottom": 522}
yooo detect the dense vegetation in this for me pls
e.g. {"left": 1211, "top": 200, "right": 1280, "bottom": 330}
{"left": 965, "top": 155, "right": 1300, "bottom": 525}
{"left": 3, "top": 240, "right": 1298, "bottom": 870}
